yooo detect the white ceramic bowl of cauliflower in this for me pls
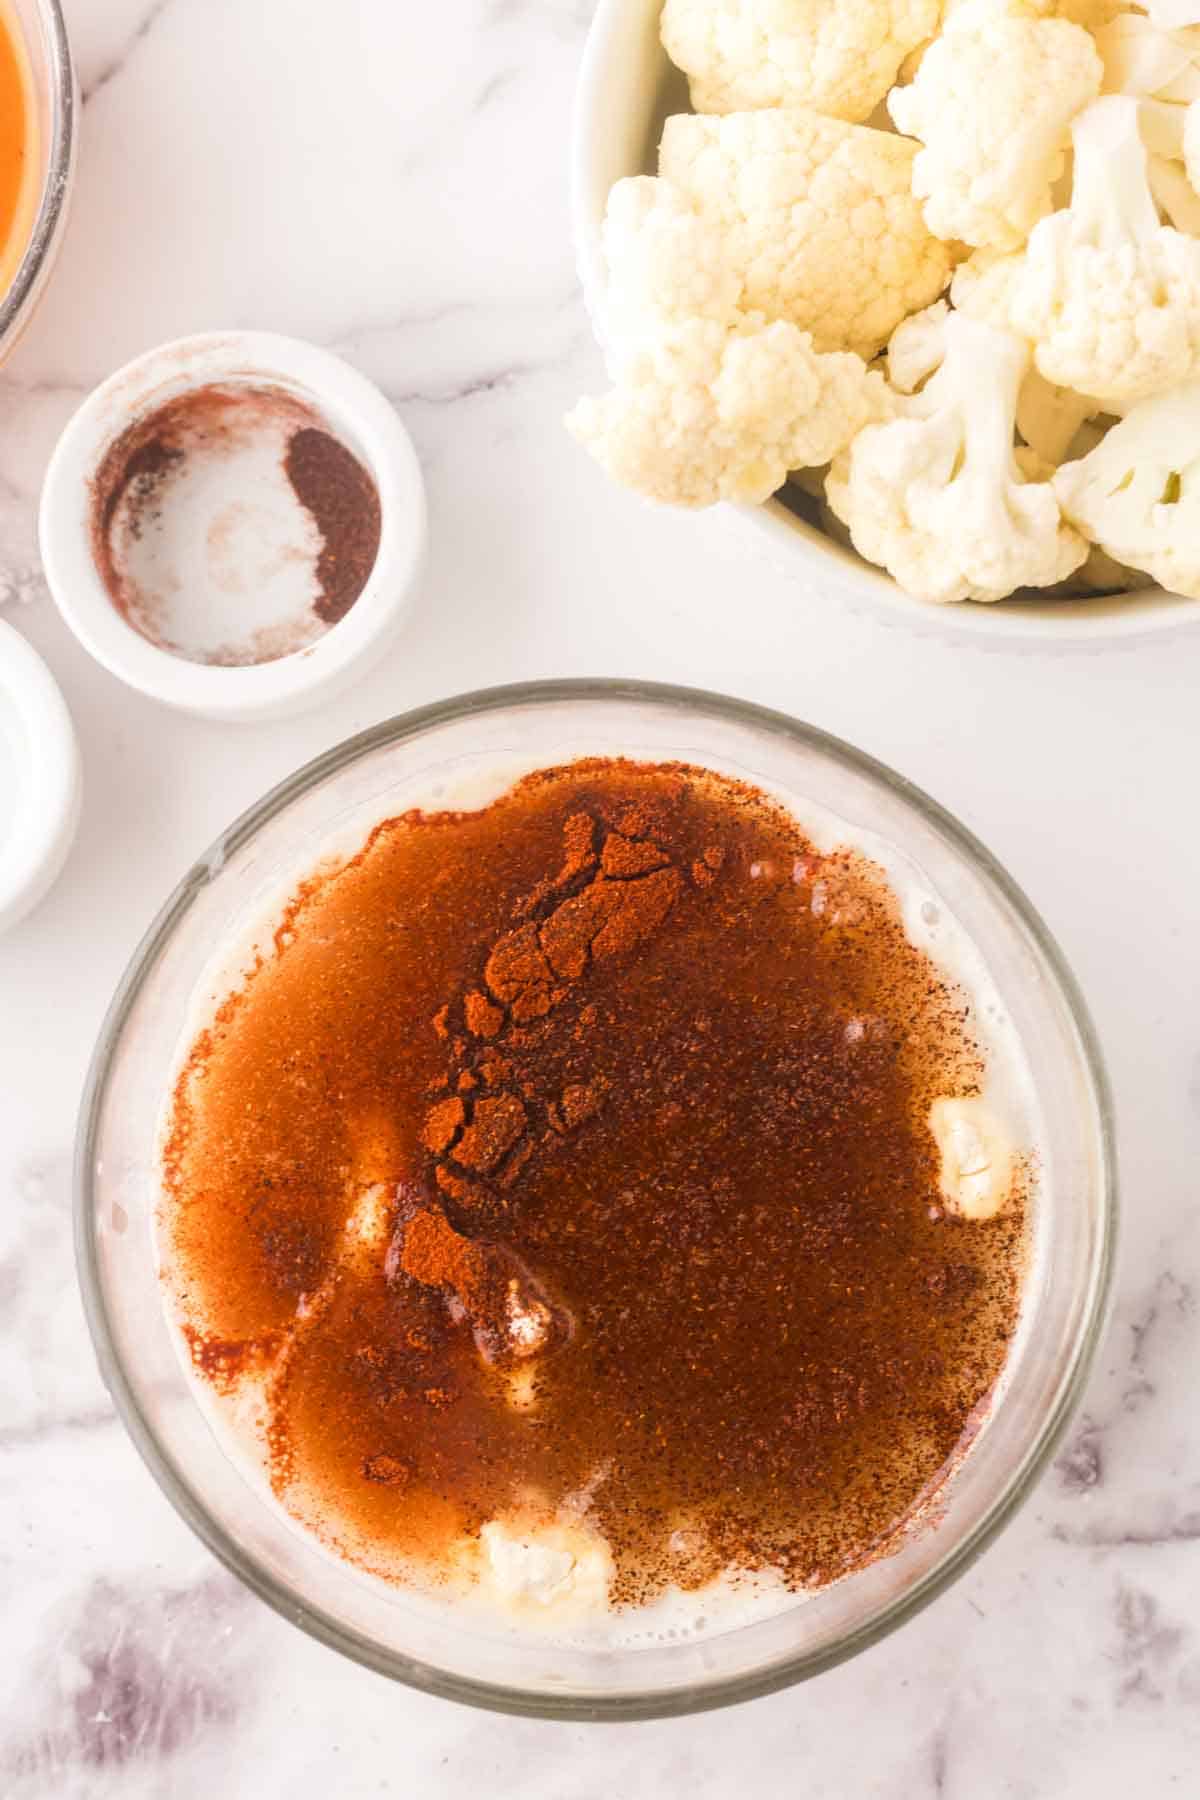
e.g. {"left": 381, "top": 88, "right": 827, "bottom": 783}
{"left": 570, "top": 0, "right": 1200, "bottom": 642}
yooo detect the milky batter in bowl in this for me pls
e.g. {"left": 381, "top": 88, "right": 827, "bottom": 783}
{"left": 157, "top": 756, "right": 1038, "bottom": 1642}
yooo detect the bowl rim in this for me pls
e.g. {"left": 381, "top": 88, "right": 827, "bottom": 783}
{"left": 74, "top": 679, "right": 1118, "bottom": 1719}
{"left": 570, "top": 0, "right": 1200, "bottom": 647}
{"left": 0, "top": 0, "right": 76, "bottom": 355}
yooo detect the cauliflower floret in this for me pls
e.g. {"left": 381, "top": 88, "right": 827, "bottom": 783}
{"left": 826, "top": 313, "right": 1087, "bottom": 602}
{"left": 660, "top": 0, "right": 940, "bottom": 123}
{"left": 951, "top": 261, "right": 1102, "bottom": 461}
{"left": 1092, "top": 9, "right": 1200, "bottom": 228}
{"left": 949, "top": 0, "right": 1124, "bottom": 17}
{"left": 1053, "top": 382, "right": 1200, "bottom": 595}
{"left": 458, "top": 1514, "right": 615, "bottom": 1623}
{"left": 567, "top": 313, "right": 888, "bottom": 508}
{"left": 1185, "top": 93, "right": 1200, "bottom": 197}
{"left": 949, "top": 248, "right": 1027, "bottom": 326}
{"left": 897, "top": 34, "right": 936, "bottom": 82}
{"left": 1013, "top": 372, "right": 1098, "bottom": 463}
{"left": 1150, "top": 146, "right": 1200, "bottom": 231}
{"left": 887, "top": 0, "right": 1102, "bottom": 251}
{"left": 1143, "top": 0, "right": 1200, "bottom": 29}
{"left": 1096, "top": 10, "right": 1200, "bottom": 154}
{"left": 600, "top": 176, "right": 741, "bottom": 351}
{"left": 658, "top": 107, "right": 956, "bottom": 358}
{"left": 1097, "top": 9, "right": 1200, "bottom": 109}
{"left": 886, "top": 299, "right": 952, "bottom": 393}
{"left": 895, "top": 286, "right": 1097, "bottom": 462}
{"left": 1013, "top": 95, "right": 1200, "bottom": 407}
{"left": 928, "top": 1097, "right": 1014, "bottom": 1220}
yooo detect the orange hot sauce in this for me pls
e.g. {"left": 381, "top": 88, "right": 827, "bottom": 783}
{"left": 0, "top": 4, "right": 35, "bottom": 297}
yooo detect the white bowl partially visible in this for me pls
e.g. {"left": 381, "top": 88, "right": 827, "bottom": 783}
{"left": 0, "top": 618, "right": 80, "bottom": 935}
{"left": 571, "top": 0, "right": 1200, "bottom": 646}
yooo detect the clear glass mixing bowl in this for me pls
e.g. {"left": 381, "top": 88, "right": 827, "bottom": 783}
{"left": 76, "top": 682, "right": 1116, "bottom": 1719}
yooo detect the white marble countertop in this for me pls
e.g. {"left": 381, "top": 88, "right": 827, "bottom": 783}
{"left": 3, "top": 2, "right": 1200, "bottom": 1793}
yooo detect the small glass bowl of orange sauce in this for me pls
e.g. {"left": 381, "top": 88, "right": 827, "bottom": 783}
{"left": 0, "top": 0, "right": 75, "bottom": 364}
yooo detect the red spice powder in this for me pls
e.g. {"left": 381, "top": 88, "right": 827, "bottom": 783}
{"left": 283, "top": 425, "right": 381, "bottom": 625}
{"left": 162, "top": 760, "right": 1027, "bottom": 1604}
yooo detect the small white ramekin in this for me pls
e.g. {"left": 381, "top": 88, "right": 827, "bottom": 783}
{"left": 572, "top": 0, "right": 1200, "bottom": 648}
{"left": 0, "top": 617, "right": 80, "bottom": 934}
{"left": 39, "top": 332, "right": 427, "bottom": 720}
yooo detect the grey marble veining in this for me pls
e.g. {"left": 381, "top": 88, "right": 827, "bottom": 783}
{"left": 3, "top": 1, "right": 1200, "bottom": 1794}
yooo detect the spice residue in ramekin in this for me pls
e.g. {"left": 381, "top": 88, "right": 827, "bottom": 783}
{"left": 89, "top": 383, "right": 382, "bottom": 667}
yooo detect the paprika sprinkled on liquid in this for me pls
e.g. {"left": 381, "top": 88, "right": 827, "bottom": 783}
{"left": 160, "top": 759, "right": 1029, "bottom": 1611}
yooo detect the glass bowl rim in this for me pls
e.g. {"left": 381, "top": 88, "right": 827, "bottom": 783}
{"left": 0, "top": 0, "right": 75, "bottom": 352}
{"left": 74, "top": 678, "right": 1118, "bottom": 1720}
